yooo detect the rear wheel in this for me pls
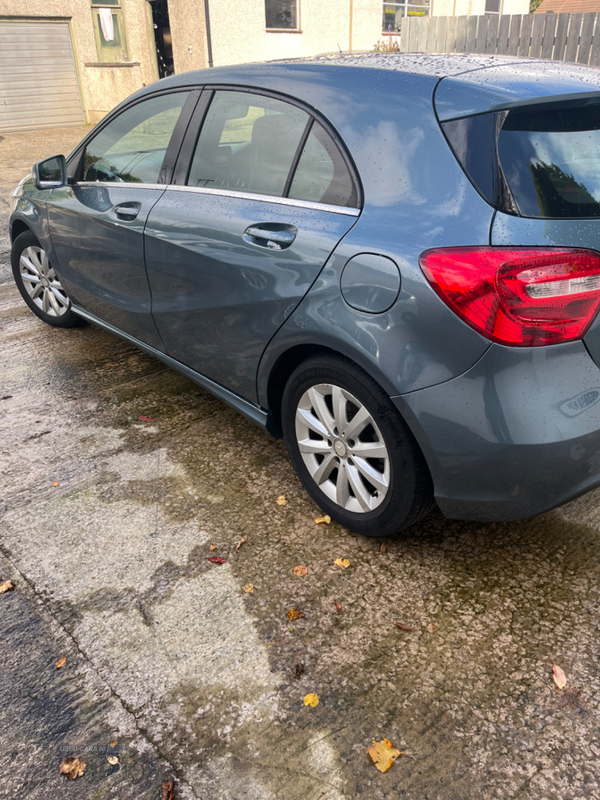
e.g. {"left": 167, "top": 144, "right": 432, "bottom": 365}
{"left": 11, "top": 230, "right": 83, "bottom": 328}
{"left": 281, "top": 354, "right": 433, "bottom": 537}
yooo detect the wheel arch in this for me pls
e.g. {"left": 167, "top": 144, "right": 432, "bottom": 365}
{"left": 10, "top": 218, "right": 32, "bottom": 243}
{"left": 263, "top": 340, "right": 401, "bottom": 431}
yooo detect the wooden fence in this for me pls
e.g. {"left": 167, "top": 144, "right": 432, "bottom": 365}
{"left": 390, "top": 12, "right": 600, "bottom": 66}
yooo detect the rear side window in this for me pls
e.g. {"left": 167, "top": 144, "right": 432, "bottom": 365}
{"left": 289, "top": 122, "right": 358, "bottom": 207}
{"left": 498, "top": 103, "right": 600, "bottom": 218}
{"left": 187, "top": 91, "right": 309, "bottom": 197}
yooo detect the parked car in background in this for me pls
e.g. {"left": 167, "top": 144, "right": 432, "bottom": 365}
{"left": 10, "top": 53, "right": 600, "bottom": 536}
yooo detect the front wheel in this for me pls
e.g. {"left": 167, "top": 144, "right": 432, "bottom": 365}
{"left": 281, "top": 354, "right": 434, "bottom": 537}
{"left": 11, "top": 230, "right": 83, "bottom": 328}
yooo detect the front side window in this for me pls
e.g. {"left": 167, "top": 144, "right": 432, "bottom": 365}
{"left": 82, "top": 92, "right": 190, "bottom": 184}
{"left": 498, "top": 102, "right": 600, "bottom": 218}
{"left": 265, "top": 0, "right": 299, "bottom": 30}
{"left": 382, "top": 0, "right": 429, "bottom": 33}
{"left": 187, "top": 91, "right": 309, "bottom": 197}
{"left": 91, "top": 0, "right": 128, "bottom": 62}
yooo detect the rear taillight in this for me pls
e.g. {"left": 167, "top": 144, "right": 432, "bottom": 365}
{"left": 419, "top": 247, "right": 600, "bottom": 346}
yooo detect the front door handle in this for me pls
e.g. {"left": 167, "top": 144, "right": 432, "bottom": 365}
{"left": 111, "top": 202, "right": 141, "bottom": 221}
{"left": 244, "top": 224, "right": 297, "bottom": 250}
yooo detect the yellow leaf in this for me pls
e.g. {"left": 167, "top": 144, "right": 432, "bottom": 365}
{"left": 242, "top": 583, "right": 254, "bottom": 593}
{"left": 55, "top": 656, "right": 66, "bottom": 669}
{"left": 367, "top": 738, "right": 401, "bottom": 773}
{"left": 236, "top": 535, "right": 247, "bottom": 550}
{"left": 209, "top": 544, "right": 217, "bottom": 551}
{"left": 287, "top": 608, "right": 305, "bottom": 621}
{"left": 553, "top": 663, "right": 567, "bottom": 689}
{"left": 59, "top": 757, "right": 87, "bottom": 780}
{"left": 0, "top": 580, "right": 15, "bottom": 594}
{"left": 110, "top": 740, "right": 119, "bottom": 747}
{"left": 334, "top": 558, "right": 350, "bottom": 569}
{"left": 107, "top": 756, "right": 119, "bottom": 766}
{"left": 315, "top": 515, "right": 331, "bottom": 524}
{"left": 293, "top": 564, "right": 308, "bottom": 577}
{"left": 303, "top": 693, "right": 319, "bottom": 707}
{"left": 276, "top": 495, "right": 288, "bottom": 506}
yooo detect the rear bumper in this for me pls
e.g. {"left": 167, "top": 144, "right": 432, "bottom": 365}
{"left": 394, "top": 340, "right": 600, "bottom": 521}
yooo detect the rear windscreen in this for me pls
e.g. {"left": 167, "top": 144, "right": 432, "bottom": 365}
{"left": 499, "top": 103, "right": 600, "bottom": 219}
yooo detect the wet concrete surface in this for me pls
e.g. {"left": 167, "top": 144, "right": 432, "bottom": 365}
{"left": 2, "top": 128, "right": 600, "bottom": 799}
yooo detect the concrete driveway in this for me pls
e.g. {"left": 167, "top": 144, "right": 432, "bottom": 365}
{"left": 1, "top": 127, "right": 600, "bottom": 800}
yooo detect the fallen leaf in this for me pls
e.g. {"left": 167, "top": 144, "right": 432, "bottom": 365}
{"left": 209, "top": 544, "right": 217, "bottom": 551}
{"left": 236, "top": 536, "right": 247, "bottom": 550}
{"left": 315, "top": 515, "right": 331, "bottom": 524}
{"left": 334, "top": 600, "right": 342, "bottom": 612}
{"left": 242, "top": 583, "right": 254, "bottom": 594}
{"left": 59, "top": 757, "right": 87, "bottom": 780}
{"left": 380, "top": 542, "right": 388, "bottom": 553}
{"left": 107, "top": 756, "right": 119, "bottom": 766}
{"left": 293, "top": 564, "right": 307, "bottom": 577}
{"left": 52, "top": 480, "right": 59, "bottom": 487}
{"left": 426, "top": 623, "right": 438, "bottom": 633}
{"left": 207, "top": 556, "right": 226, "bottom": 564}
{"left": 139, "top": 415, "right": 155, "bottom": 422}
{"left": 304, "top": 693, "right": 319, "bottom": 707}
{"left": 162, "top": 778, "right": 175, "bottom": 800}
{"left": 287, "top": 609, "right": 305, "bottom": 621}
{"left": 276, "top": 495, "right": 288, "bottom": 506}
{"left": 553, "top": 663, "right": 567, "bottom": 690}
{"left": 105, "top": 363, "right": 118, "bottom": 367}
{"left": 2, "top": 395, "right": 12, "bottom": 400}
{"left": 55, "top": 656, "right": 66, "bottom": 669}
{"left": 395, "top": 622, "right": 413, "bottom": 632}
{"left": 334, "top": 558, "right": 350, "bottom": 569}
{"left": 0, "top": 580, "right": 14, "bottom": 594}
{"left": 293, "top": 662, "right": 305, "bottom": 679}
{"left": 110, "top": 740, "right": 119, "bottom": 747}
{"left": 367, "top": 739, "right": 401, "bottom": 773}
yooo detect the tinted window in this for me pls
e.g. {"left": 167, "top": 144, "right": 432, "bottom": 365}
{"left": 289, "top": 122, "right": 357, "bottom": 207}
{"left": 83, "top": 92, "right": 189, "bottom": 184}
{"left": 498, "top": 103, "right": 600, "bottom": 218}
{"left": 187, "top": 91, "right": 309, "bottom": 198}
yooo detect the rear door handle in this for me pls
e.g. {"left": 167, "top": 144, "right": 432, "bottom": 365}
{"left": 111, "top": 202, "right": 141, "bottom": 221}
{"left": 244, "top": 225, "right": 297, "bottom": 250}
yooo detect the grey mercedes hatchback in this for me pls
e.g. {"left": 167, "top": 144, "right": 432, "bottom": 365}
{"left": 11, "top": 53, "right": 600, "bottom": 536}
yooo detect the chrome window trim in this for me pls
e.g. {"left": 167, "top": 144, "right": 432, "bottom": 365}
{"left": 165, "top": 185, "right": 360, "bottom": 216}
{"left": 76, "top": 181, "right": 166, "bottom": 190}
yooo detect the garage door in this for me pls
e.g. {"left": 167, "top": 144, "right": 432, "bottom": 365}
{"left": 0, "top": 20, "right": 84, "bottom": 132}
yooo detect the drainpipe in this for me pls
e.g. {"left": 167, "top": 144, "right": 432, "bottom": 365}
{"left": 203, "top": 0, "right": 214, "bottom": 67}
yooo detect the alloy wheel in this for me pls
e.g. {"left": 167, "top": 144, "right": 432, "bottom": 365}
{"left": 19, "top": 245, "right": 69, "bottom": 317}
{"left": 295, "top": 383, "right": 390, "bottom": 513}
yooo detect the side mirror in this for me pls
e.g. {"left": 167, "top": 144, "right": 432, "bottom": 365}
{"left": 33, "top": 154, "right": 67, "bottom": 190}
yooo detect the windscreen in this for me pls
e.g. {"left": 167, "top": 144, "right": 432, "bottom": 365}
{"left": 499, "top": 102, "right": 600, "bottom": 219}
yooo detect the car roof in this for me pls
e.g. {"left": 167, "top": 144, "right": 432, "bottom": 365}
{"left": 130, "top": 52, "right": 600, "bottom": 121}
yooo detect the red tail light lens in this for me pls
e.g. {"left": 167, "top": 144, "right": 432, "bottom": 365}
{"left": 419, "top": 247, "right": 600, "bottom": 346}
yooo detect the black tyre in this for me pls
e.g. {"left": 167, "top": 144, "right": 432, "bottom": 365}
{"left": 11, "top": 230, "right": 83, "bottom": 328}
{"left": 281, "top": 354, "right": 434, "bottom": 537}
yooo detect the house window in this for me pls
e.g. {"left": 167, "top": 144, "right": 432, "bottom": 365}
{"left": 485, "top": 0, "right": 502, "bottom": 12}
{"left": 265, "top": 0, "right": 299, "bottom": 30}
{"left": 382, "top": 1, "right": 429, "bottom": 33}
{"left": 91, "top": 1, "right": 128, "bottom": 62}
